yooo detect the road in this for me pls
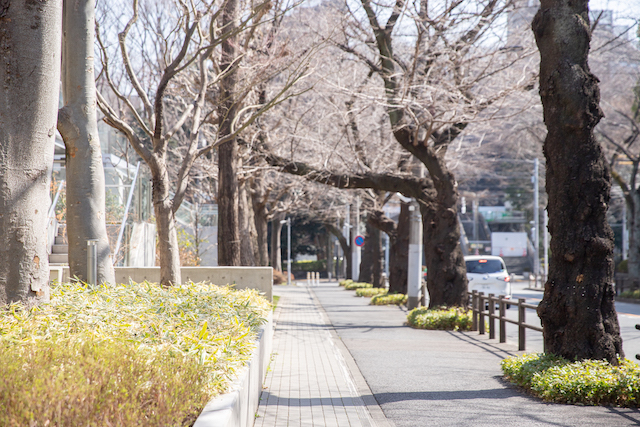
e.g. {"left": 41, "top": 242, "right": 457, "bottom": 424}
{"left": 496, "top": 279, "right": 640, "bottom": 360}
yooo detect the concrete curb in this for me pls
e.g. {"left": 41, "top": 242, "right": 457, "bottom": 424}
{"left": 194, "top": 310, "right": 273, "bottom": 427}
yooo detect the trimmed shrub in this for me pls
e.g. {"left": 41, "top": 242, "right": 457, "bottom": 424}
{"left": 371, "top": 293, "right": 407, "bottom": 305}
{"left": 292, "top": 259, "right": 326, "bottom": 272}
{"left": 0, "top": 281, "right": 270, "bottom": 426}
{"left": 355, "top": 288, "right": 387, "bottom": 297}
{"left": 344, "top": 282, "right": 373, "bottom": 290}
{"left": 501, "top": 353, "right": 640, "bottom": 407}
{"left": 620, "top": 289, "right": 640, "bottom": 299}
{"left": 407, "top": 306, "right": 473, "bottom": 331}
{"left": 339, "top": 279, "right": 353, "bottom": 287}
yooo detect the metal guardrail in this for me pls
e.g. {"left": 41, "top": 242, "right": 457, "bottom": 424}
{"left": 113, "top": 161, "right": 140, "bottom": 265}
{"left": 469, "top": 290, "right": 543, "bottom": 351}
{"left": 47, "top": 180, "right": 65, "bottom": 254}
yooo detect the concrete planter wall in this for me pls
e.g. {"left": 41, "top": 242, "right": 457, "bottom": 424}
{"left": 195, "top": 311, "right": 273, "bottom": 427}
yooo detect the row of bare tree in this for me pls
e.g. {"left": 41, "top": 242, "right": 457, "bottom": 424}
{"left": 1, "top": 0, "right": 639, "bottom": 363}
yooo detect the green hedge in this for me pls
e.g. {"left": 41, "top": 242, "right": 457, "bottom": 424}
{"left": 407, "top": 306, "right": 472, "bottom": 330}
{"left": 355, "top": 288, "right": 387, "bottom": 297}
{"left": 0, "top": 281, "right": 270, "bottom": 426}
{"left": 371, "top": 293, "right": 407, "bottom": 305}
{"left": 344, "top": 282, "right": 373, "bottom": 290}
{"left": 502, "top": 353, "right": 640, "bottom": 406}
{"left": 291, "top": 260, "right": 327, "bottom": 272}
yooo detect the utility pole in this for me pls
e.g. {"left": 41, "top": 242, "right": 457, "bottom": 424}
{"left": 533, "top": 158, "right": 540, "bottom": 288}
{"left": 344, "top": 204, "right": 350, "bottom": 279}
{"left": 407, "top": 200, "right": 423, "bottom": 310}
{"left": 623, "top": 202, "right": 629, "bottom": 260}
{"left": 352, "top": 196, "right": 361, "bottom": 281}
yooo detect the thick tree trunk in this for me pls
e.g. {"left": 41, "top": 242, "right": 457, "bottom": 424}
{"left": 216, "top": 0, "right": 241, "bottom": 266}
{"left": 252, "top": 199, "right": 269, "bottom": 267}
{"left": 326, "top": 231, "right": 333, "bottom": 279}
{"left": 270, "top": 214, "right": 284, "bottom": 271}
{"left": 58, "top": 0, "right": 115, "bottom": 284}
{"left": 421, "top": 192, "right": 467, "bottom": 308}
{"left": 0, "top": 0, "right": 62, "bottom": 305}
{"left": 151, "top": 159, "right": 181, "bottom": 285}
{"left": 325, "top": 223, "right": 352, "bottom": 280}
{"left": 390, "top": 203, "right": 410, "bottom": 294}
{"left": 359, "top": 219, "right": 383, "bottom": 287}
{"left": 250, "top": 175, "right": 269, "bottom": 266}
{"left": 533, "top": 0, "right": 623, "bottom": 363}
{"left": 239, "top": 179, "right": 256, "bottom": 266}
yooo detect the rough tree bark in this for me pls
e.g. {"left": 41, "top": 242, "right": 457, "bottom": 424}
{"left": 270, "top": 213, "right": 284, "bottom": 271}
{"left": 0, "top": 0, "right": 62, "bottom": 305}
{"left": 217, "top": 0, "right": 241, "bottom": 266}
{"left": 250, "top": 173, "right": 270, "bottom": 266}
{"left": 359, "top": 218, "right": 383, "bottom": 287}
{"left": 57, "top": 0, "right": 115, "bottom": 284}
{"left": 369, "top": 205, "right": 409, "bottom": 294}
{"left": 325, "top": 223, "right": 353, "bottom": 280}
{"left": 533, "top": 0, "right": 623, "bottom": 363}
{"left": 239, "top": 178, "right": 257, "bottom": 266}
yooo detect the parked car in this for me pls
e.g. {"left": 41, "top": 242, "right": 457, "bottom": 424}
{"left": 464, "top": 255, "right": 512, "bottom": 302}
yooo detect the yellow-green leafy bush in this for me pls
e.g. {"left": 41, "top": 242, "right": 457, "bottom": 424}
{"left": 502, "top": 353, "right": 640, "bottom": 406}
{"left": 339, "top": 279, "right": 353, "bottom": 287}
{"left": 344, "top": 282, "right": 373, "bottom": 290}
{"left": 355, "top": 288, "right": 387, "bottom": 297}
{"left": 0, "top": 281, "right": 270, "bottom": 426}
{"left": 620, "top": 289, "right": 640, "bottom": 299}
{"left": 406, "top": 306, "right": 472, "bottom": 330}
{"left": 371, "top": 293, "right": 407, "bottom": 305}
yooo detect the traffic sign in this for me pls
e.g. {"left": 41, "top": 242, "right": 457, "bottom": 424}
{"left": 354, "top": 235, "right": 365, "bottom": 247}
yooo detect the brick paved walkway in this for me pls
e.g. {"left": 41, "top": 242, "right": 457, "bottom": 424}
{"left": 255, "top": 284, "right": 383, "bottom": 427}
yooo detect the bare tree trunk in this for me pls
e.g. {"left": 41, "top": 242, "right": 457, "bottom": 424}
{"left": 58, "top": 0, "right": 115, "bottom": 284}
{"left": 391, "top": 204, "right": 410, "bottom": 294}
{"left": 326, "top": 231, "right": 333, "bottom": 279}
{"left": 151, "top": 158, "right": 181, "bottom": 285}
{"left": 250, "top": 175, "right": 269, "bottom": 266}
{"left": 216, "top": 0, "right": 241, "bottom": 266}
{"left": 239, "top": 179, "right": 256, "bottom": 266}
{"left": 0, "top": 0, "right": 62, "bottom": 305}
{"left": 252, "top": 200, "right": 269, "bottom": 267}
{"left": 325, "top": 223, "right": 352, "bottom": 280}
{"left": 420, "top": 194, "right": 468, "bottom": 308}
{"left": 359, "top": 219, "right": 383, "bottom": 287}
{"left": 270, "top": 214, "right": 284, "bottom": 271}
{"left": 533, "top": 0, "right": 623, "bottom": 363}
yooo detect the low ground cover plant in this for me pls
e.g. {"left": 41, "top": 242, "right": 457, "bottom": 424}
{"left": 339, "top": 279, "right": 353, "bottom": 287}
{"left": 620, "top": 289, "right": 640, "bottom": 299}
{"left": 406, "top": 306, "right": 473, "bottom": 330}
{"left": 344, "top": 281, "right": 373, "bottom": 290}
{"left": 0, "top": 281, "right": 270, "bottom": 426}
{"left": 371, "top": 293, "right": 407, "bottom": 305}
{"left": 501, "top": 353, "right": 640, "bottom": 406}
{"left": 355, "top": 287, "right": 387, "bottom": 297}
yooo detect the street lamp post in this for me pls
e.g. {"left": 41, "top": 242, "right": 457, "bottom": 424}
{"left": 281, "top": 218, "right": 291, "bottom": 286}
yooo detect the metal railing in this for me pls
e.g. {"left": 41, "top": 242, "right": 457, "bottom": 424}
{"left": 469, "top": 290, "right": 543, "bottom": 351}
{"left": 47, "top": 180, "right": 66, "bottom": 254}
{"left": 113, "top": 161, "right": 140, "bottom": 265}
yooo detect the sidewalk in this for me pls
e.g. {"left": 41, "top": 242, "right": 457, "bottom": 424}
{"left": 255, "top": 284, "right": 390, "bottom": 426}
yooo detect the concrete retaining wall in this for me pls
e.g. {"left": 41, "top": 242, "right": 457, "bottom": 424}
{"left": 194, "top": 311, "right": 273, "bottom": 427}
{"left": 51, "top": 266, "right": 273, "bottom": 301}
